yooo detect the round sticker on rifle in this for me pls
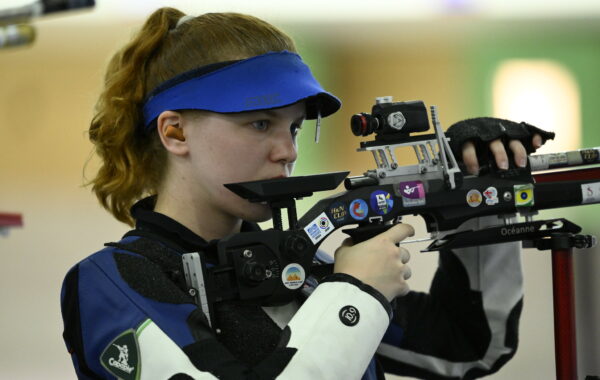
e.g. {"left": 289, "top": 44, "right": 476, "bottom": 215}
{"left": 349, "top": 199, "right": 368, "bottom": 221}
{"left": 466, "top": 189, "right": 482, "bottom": 207}
{"left": 318, "top": 216, "right": 330, "bottom": 230}
{"left": 369, "top": 190, "right": 394, "bottom": 215}
{"left": 483, "top": 186, "right": 499, "bottom": 206}
{"left": 281, "top": 263, "right": 305, "bottom": 290}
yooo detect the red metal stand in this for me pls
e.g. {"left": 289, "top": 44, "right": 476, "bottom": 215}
{"left": 534, "top": 167, "right": 600, "bottom": 380}
{"left": 551, "top": 248, "right": 578, "bottom": 380}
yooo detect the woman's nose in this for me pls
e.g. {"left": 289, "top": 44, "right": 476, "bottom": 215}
{"left": 270, "top": 129, "right": 298, "bottom": 164}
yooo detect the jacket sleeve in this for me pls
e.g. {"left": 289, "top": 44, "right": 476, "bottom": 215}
{"left": 376, "top": 215, "right": 524, "bottom": 379}
{"left": 61, "top": 247, "right": 391, "bottom": 380}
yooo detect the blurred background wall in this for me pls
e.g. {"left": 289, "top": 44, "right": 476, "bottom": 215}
{"left": 1, "top": 1, "right": 599, "bottom": 378}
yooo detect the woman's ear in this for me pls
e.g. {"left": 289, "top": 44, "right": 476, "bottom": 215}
{"left": 156, "top": 111, "right": 189, "bottom": 156}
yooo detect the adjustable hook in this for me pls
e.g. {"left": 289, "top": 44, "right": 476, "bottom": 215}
{"left": 315, "top": 108, "right": 321, "bottom": 143}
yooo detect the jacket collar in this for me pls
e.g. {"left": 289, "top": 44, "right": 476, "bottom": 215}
{"left": 129, "top": 196, "right": 261, "bottom": 253}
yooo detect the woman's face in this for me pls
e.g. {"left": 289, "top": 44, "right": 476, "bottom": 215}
{"left": 181, "top": 102, "right": 306, "bottom": 222}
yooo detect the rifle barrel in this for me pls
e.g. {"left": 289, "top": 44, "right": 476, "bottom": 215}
{"left": 530, "top": 148, "right": 600, "bottom": 172}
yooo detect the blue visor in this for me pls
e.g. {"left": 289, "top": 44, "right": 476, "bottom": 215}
{"left": 141, "top": 51, "right": 341, "bottom": 132}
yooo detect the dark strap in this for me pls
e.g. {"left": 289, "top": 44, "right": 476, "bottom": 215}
{"left": 106, "top": 235, "right": 190, "bottom": 291}
{"left": 61, "top": 267, "right": 104, "bottom": 380}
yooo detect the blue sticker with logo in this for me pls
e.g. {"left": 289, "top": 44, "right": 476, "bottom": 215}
{"left": 349, "top": 199, "right": 368, "bottom": 221}
{"left": 370, "top": 190, "right": 394, "bottom": 215}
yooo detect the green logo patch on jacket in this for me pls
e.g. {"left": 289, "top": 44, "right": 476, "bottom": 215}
{"left": 100, "top": 329, "right": 140, "bottom": 380}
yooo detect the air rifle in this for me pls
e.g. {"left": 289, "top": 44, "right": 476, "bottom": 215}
{"left": 182, "top": 97, "right": 600, "bottom": 329}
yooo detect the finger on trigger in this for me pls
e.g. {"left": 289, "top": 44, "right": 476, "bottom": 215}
{"left": 461, "top": 141, "right": 478, "bottom": 175}
{"left": 508, "top": 139, "right": 527, "bottom": 167}
{"left": 381, "top": 223, "right": 415, "bottom": 244}
{"left": 489, "top": 139, "right": 508, "bottom": 170}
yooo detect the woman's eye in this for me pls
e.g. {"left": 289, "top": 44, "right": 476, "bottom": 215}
{"left": 251, "top": 120, "right": 269, "bottom": 131}
{"left": 291, "top": 124, "right": 302, "bottom": 137}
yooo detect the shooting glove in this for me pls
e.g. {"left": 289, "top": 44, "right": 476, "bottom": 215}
{"left": 445, "top": 117, "right": 555, "bottom": 165}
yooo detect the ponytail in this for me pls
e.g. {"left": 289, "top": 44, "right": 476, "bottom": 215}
{"left": 88, "top": 8, "right": 183, "bottom": 225}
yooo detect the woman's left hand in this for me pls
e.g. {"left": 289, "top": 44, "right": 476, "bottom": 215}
{"left": 461, "top": 133, "right": 544, "bottom": 175}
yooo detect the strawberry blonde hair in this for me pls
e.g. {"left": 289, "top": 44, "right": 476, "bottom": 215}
{"left": 88, "top": 8, "right": 297, "bottom": 225}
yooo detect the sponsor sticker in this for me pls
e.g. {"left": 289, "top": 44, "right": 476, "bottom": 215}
{"left": 303, "top": 212, "right": 334, "bottom": 244}
{"left": 466, "top": 189, "right": 482, "bottom": 207}
{"left": 398, "top": 181, "right": 426, "bottom": 207}
{"left": 349, "top": 199, "right": 369, "bottom": 221}
{"left": 339, "top": 305, "right": 360, "bottom": 327}
{"left": 514, "top": 184, "right": 534, "bottom": 207}
{"left": 483, "top": 186, "right": 499, "bottom": 206}
{"left": 281, "top": 263, "right": 305, "bottom": 290}
{"left": 369, "top": 190, "right": 394, "bottom": 215}
{"left": 549, "top": 153, "right": 569, "bottom": 166}
{"left": 530, "top": 153, "right": 568, "bottom": 170}
{"left": 100, "top": 329, "right": 140, "bottom": 380}
{"left": 328, "top": 202, "right": 349, "bottom": 224}
{"left": 581, "top": 182, "right": 600, "bottom": 204}
{"left": 581, "top": 149, "right": 600, "bottom": 164}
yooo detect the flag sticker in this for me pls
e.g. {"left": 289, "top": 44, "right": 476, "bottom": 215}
{"left": 514, "top": 184, "right": 534, "bottom": 207}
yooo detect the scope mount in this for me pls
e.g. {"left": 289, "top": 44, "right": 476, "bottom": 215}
{"left": 356, "top": 101, "right": 462, "bottom": 190}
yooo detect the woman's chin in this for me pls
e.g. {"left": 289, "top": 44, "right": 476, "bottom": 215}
{"left": 239, "top": 202, "right": 273, "bottom": 223}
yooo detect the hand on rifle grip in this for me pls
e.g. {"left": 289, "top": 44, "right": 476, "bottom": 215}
{"left": 334, "top": 223, "right": 415, "bottom": 301}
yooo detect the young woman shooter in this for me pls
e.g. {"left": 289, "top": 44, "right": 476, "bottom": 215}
{"left": 61, "top": 8, "right": 548, "bottom": 379}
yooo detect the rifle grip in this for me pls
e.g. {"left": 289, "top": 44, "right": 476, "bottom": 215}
{"left": 342, "top": 224, "right": 395, "bottom": 244}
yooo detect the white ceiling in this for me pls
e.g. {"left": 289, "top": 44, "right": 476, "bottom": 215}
{"left": 3, "top": 0, "right": 600, "bottom": 26}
